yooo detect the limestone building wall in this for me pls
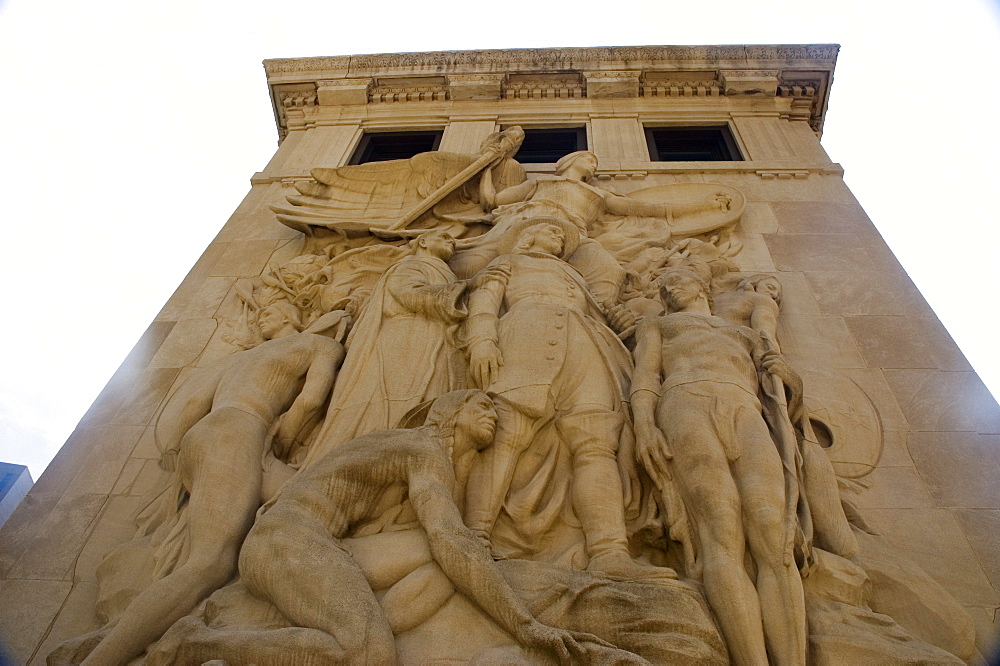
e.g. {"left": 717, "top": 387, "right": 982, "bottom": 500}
{"left": 1, "top": 45, "right": 998, "bottom": 663}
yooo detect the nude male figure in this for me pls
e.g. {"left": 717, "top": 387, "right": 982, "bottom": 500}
{"left": 631, "top": 269, "right": 807, "bottom": 665}
{"left": 78, "top": 303, "right": 347, "bottom": 666}
{"left": 238, "top": 390, "right": 607, "bottom": 664}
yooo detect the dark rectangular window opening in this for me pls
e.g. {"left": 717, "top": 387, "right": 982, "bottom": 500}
{"left": 645, "top": 126, "right": 742, "bottom": 162}
{"left": 512, "top": 127, "right": 587, "bottom": 163}
{"left": 350, "top": 130, "right": 443, "bottom": 164}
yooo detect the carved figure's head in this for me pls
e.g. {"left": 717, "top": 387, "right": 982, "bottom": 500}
{"left": 554, "top": 150, "right": 598, "bottom": 179}
{"left": 658, "top": 268, "right": 712, "bottom": 313}
{"left": 738, "top": 274, "right": 783, "bottom": 307}
{"left": 415, "top": 229, "right": 457, "bottom": 261}
{"left": 257, "top": 301, "right": 304, "bottom": 340}
{"left": 499, "top": 216, "right": 581, "bottom": 258}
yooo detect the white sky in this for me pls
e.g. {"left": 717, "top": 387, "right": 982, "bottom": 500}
{"left": 1, "top": 0, "right": 998, "bottom": 480}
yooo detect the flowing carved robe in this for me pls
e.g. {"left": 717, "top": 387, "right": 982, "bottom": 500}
{"left": 302, "top": 255, "right": 468, "bottom": 468}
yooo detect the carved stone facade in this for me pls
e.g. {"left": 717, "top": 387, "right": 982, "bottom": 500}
{"left": 1, "top": 45, "right": 998, "bottom": 665}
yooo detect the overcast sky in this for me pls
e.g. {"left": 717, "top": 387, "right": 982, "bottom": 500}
{"left": 1, "top": 0, "right": 998, "bottom": 479}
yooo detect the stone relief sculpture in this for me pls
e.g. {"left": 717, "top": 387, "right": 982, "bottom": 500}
{"left": 631, "top": 268, "right": 808, "bottom": 664}
{"left": 59, "top": 306, "right": 349, "bottom": 665}
{"left": 52, "top": 127, "right": 979, "bottom": 665}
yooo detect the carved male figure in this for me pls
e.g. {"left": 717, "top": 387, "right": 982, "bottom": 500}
{"left": 714, "top": 273, "right": 859, "bottom": 559}
{"left": 77, "top": 303, "right": 347, "bottom": 666}
{"left": 456, "top": 149, "right": 729, "bottom": 304}
{"left": 238, "top": 390, "right": 605, "bottom": 664}
{"left": 631, "top": 268, "right": 807, "bottom": 665}
{"left": 464, "top": 218, "right": 669, "bottom": 580}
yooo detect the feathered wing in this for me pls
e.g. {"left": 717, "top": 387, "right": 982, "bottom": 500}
{"left": 271, "top": 152, "right": 483, "bottom": 235}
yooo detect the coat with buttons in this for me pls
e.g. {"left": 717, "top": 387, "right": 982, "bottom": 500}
{"left": 466, "top": 252, "right": 631, "bottom": 417}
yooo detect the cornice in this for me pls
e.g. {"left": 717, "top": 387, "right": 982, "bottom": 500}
{"left": 263, "top": 45, "right": 838, "bottom": 140}
{"left": 264, "top": 45, "right": 838, "bottom": 77}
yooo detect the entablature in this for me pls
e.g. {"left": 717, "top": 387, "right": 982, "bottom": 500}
{"left": 264, "top": 45, "right": 837, "bottom": 141}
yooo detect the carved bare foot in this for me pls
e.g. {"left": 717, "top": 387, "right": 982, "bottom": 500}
{"left": 586, "top": 551, "right": 678, "bottom": 582}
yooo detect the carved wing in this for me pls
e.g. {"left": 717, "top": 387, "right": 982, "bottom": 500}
{"left": 272, "top": 152, "right": 481, "bottom": 236}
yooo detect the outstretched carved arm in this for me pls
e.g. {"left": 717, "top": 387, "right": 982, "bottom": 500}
{"left": 605, "top": 192, "right": 732, "bottom": 220}
{"left": 409, "top": 470, "right": 606, "bottom": 662}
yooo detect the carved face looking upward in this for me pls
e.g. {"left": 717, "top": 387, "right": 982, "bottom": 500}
{"left": 659, "top": 270, "right": 709, "bottom": 312}
{"left": 418, "top": 230, "right": 457, "bottom": 261}
{"left": 755, "top": 277, "right": 782, "bottom": 303}
{"left": 523, "top": 223, "right": 566, "bottom": 257}
{"left": 555, "top": 150, "right": 599, "bottom": 180}
{"left": 257, "top": 304, "right": 293, "bottom": 340}
{"left": 455, "top": 393, "right": 498, "bottom": 451}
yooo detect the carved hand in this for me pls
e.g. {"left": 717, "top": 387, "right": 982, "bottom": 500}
{"left": 635, "top": 425, "right": 673, "bottom": 489}
{"left": 760, "top": 351, "right": 801, "bottom": 391}
{"left": 606, "top": 304, "right": 637, "bottom": 334}
{"left": 516, "top": 620, "right": 614, "bottom": 664}
{"left": 712, "top": 192, "right": 732, "bottom": 212}
{"left": 468, "top": 264, "right": 511, "bottom": 291}
{"left": 470, "top": 340, "right": 503, "bottom": 388}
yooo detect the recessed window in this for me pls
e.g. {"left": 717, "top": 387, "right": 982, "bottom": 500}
{"left": 645, "top": 126, "right": 742, "bottom": 162}
{"left": 512, "top": 127, "right": 587, "bottom": 163}
{"left": 349, "top": 130, "right": 443, "bottom": 165}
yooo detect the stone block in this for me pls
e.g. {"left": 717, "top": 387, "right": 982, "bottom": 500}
{"left": 952, "top": 509, "right": 1000, "bottom": 594}
{"left": 861, "top": 508, "right": 998, "bottom": 607}
{"left": 65, "top": 425, "right": 145, "bottom": 495}
{"left": 129, "top": 426, "right": 159, "bottom": 460}
{"left": 771, "top": 201, "right": 879, "bottom": 236}
{"left": 110, "top": 367, "right": 182, "bottom": 427}
{"left": 446, "top": 75, "right": 503, "bottom": 101}
{"left": 777, "top": 315, "right": 866, "bottom": 369}
{"left": 158, "top": 242, "right": 231, "bottom": 320}
{"left": 30, "top": 427, "right": 106, "bottom": 497}
{"left": 739, "top": 202, "right": 779, "bottom": 233}
{"left": 147, "top": 318, "right": 218, "bottom": 368}
{"left": 850, "top": 466, "right": 936, "bottom": 509}
{"left": 838, "top": 368, "right": 910, "bottom": 432}
{"left": 731, "top": 230, "right": 776, "bottom": 272}
{"left": 908, "top": 432, "right": 1000, "bottom": 509}
{"left": 764, "top": 233, "right": 879, "bottom": 273}
{"left": 316, "top": 78, "right": 371, "bottom": 106}
{"left": 878, "top": 430, "right": 914, "bottom": 467}
{"left": 113, "top": 458, "right": 169, "bottom": 497}
{"left": 208, "top": 240, "right": 281, "bottom": 278}
{"left": 770, "top": 271, "right": 820, "bottom": 315}
{"left": 0, "top": 579, "right": 71, "bottom": 664}
{"left": 7, "top": 494, "right": 106, "bottom": 581}
{"left": 30, "top": 581, "right": 100, "bottom": 666}
{"left": 845, "top": 315, "right": 971, "bottom": 371}
{"left": 803, "top": 270, "right": 932, "bottom": 318}
{"left": 75, "top": 495, "right": 147, "bottom": 582}
{"left": 182, "top": 276, "right": 236, "bottom": 319}
{"left": 883, "top": 369, "right": 1000, "bottom": 434}
{"left": 584, "top": 71, "right": 641, "bottom": 98}
{"left": 0, "top": 493, "right": 60, "bottom": 578}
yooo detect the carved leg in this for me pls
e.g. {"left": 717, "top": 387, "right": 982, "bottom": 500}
{"left": 463, "top": 397, "right": 543, "bottom": 541}
{"left": 732, "top": 409, "right": 807, "bottom": 665}
{"left": 560, "top": 409, "right": 675, "bottom": 581}
{"left": 82, "top": 408, "right": 265, "bottom": 666}
{"left": 660, "top": 388, "right": 769, "bottom": 666}
{"left": 239, "top": 506, "right": 397, "bottom": 665}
